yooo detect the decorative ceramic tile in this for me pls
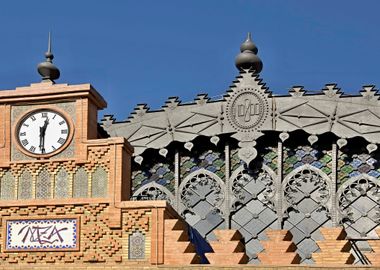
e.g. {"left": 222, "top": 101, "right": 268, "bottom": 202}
{"left": 36, "top": 168, "right": 51, "bottom": 199}
{"left": 91, "top": 166, "right": 108, "bottom": 198}
{"left": 284, "top": 146, "right": 332, "bottom": 176}
{"left": 55, "top": 167, "right": 69, "bottom": 199}
{"left": 18, "top": 170, "right": 33, "bottom": 199}
{"left": 128, "top": 231, "right": 145, "bottom": 259}
{"left": 5, "top": 218, "right": 78, "bottom": 251}
{"left": 180, "top": 149, "right": 225, "bottom": 180}
{"left": 1, "top": 171, "right": 15, "bottom": 200}
{"left": 73, "top": 167, "right": 88, "bottom": 198}
{"left": 132, "top": 161, "right": 175, "bottom": 193}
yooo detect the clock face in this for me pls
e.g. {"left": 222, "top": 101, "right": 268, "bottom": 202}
{"left": 17, "top": 109, "right": 70, "bottom": 155}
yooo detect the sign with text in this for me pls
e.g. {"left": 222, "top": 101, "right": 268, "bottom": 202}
{"left": 4, "top": 217, "right": 79, "bottom": 251}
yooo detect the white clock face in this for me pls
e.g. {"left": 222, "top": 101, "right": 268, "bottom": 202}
{"left": 17, "top": 110, "right": 70, "bottom": 155}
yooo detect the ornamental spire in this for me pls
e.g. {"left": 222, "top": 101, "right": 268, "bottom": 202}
{"left": 235, "top": 32, "right": 263, "bottom": 73}
{"left": 37, "top": 32, "right": 60, "bottom": 83}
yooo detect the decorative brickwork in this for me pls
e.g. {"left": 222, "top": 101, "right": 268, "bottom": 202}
{"left": 205, "top": 229, "right": 248, "bottom": 265}
{"left": 0, "top": 143, "right": 113, "bottom": 200}
{"left": 163, "top": 219, "right": 200, "bottom": 265}
{"left": 123, "top": 209, "right": 150, "bottom": 232}
{"left": 257, "top": 229, "right": 301, "bottom": 265}
{"left": 0, "top": 203, "right": 153, "bottom": 265}
{"left": 313, "top": 227, "right": 355, "bottom": 265}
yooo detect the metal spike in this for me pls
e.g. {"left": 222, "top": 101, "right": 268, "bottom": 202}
{"left": 48, "top": 31, "right": 52, "bottom": 53}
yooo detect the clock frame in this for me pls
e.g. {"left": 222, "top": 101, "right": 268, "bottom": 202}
{"left": 13, "top": 106, "right": 74, "bottom": 158}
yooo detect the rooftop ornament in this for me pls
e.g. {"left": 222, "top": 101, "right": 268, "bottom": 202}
{"left": 37, "top": 32, "right": 60, "bottom": 83}
{"left": 235, "top": 32, "right": 263, "bottom": 73}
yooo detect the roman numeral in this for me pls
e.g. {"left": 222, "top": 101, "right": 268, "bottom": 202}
{"left": 59, "top": 121, "right": 65, "bottom": 125}
{"left": 57, "top": 138, "right": 65, "bottom": 144}
{"left": 19, "top": 132, "right": 26, "bottom": 136}
{"left": 29, "top": 146, "right": 36, "bottom": 153}
{"left": 30, "top": 115, "right": 36, "bottom": 121}
{"left": 22, "top": 123, "right": 29, "bottom": 127}
{"left": 41, "top": 112, "right": 48, "bottom": 118}
{"left": 52, "top": 146, "right": 56, "bottom": 150}
{"left": 52, "top": 114, "right": 57, "bottom": 119}
{"left": 21, "top": 139, "right": 29, "bottom": 146}
{"left": 61, "top": 129, "right": 68, "bottom": 134}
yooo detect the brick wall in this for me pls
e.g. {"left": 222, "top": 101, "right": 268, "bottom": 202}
{"left": 0, "top": 200, "right": 180, "bottom": 267}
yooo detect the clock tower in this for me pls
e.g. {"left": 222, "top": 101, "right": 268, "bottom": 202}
{"left": 0, "top": 34, "right": 134, "bottom": 201}
{"left": 0, "top": 34, "right": 203, "bottom": 268}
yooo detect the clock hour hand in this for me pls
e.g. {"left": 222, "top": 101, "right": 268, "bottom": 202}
{"left": 39, "top": 118, "right": 49, "bottom": 153}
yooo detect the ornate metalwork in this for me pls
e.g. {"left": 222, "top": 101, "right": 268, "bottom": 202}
{"left": 231, "top": 166, "right": 275, "bottom": 208}
{"left": 179, "top": 169, "right": 225, "bottom": 240}
{"left": 226, "top": 89, "right": 269, "bottom": 132}
{"left": 337, "top": 175, "right": 380, "bottom": 239}
{"left": 230, "top": 165, "right": 277, "bottom": 264}
{"left": 132, "top": 182, "right": 174, "bottom": 205}
{"left": 132, "top": 159, "right": 175, "bottom": 193}
{"left": 283, "top": 165, "right": 332, "bottom": 264}
{"left": 100, "top": 62, "right": 380, "bottom": 265}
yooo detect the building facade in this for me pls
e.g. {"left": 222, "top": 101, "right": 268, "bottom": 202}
{"left": 0, "top": 33, "right": 378, "bottom": 268}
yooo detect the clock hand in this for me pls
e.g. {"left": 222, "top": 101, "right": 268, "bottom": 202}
{"left": 39, "top": 118, "right": 49, "bottom": 153}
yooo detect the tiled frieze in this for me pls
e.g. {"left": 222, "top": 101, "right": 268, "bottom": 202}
{"left": 283, "top": 145, "right": 332, "bottom": 176}
{"left": 338, "top": 152, "right": 380, "bottom": 186}
{"left": 0, "top": 144, "right": 113, "bottom": 201}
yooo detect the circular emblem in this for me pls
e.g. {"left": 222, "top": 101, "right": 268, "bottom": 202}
{"left": 226, "top": 88, "right": 268, "bottom": 132}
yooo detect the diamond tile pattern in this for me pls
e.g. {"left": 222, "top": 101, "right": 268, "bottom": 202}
{"left": 91, "top": 166, "right": 108, "bottom": 198}
{"left": 73, "top": 167, "right": 88, "bottom": 198}
{"left": 284, "top": 146, "right": 332, "bottom": 176}
{"left": 181, "top": 171, "right": 225, "bottom": 241}
{"left": 231, "top": 168, "right": 277, "bottom": 264}
{"left": 36, "top": 168, "right": 51, "bottom": 199}
{"left": 132, "top": 159, "right": 175, "bottom": 193}
{"left": 181, "top": 149, "right": 225, "bottom": 180}
{"left": 284, "top": 168, "right": 331, "bottom": 263}
{"left": 18, "top": 170, "right": 33, "bottom": 199}
{"left": 338, "top": 177, "right": 380, "bottom": 239}
{"left": 1, "top": 171, "right": 15, "bottom": 200}
{"left": 338, "top": 153, "right": 380, "bottom": 186}
{"left": 55, "top": 167, "right": 69, "bottom": 198}
{"left": 129, "top": 141, "right": 380, "bottom": 266}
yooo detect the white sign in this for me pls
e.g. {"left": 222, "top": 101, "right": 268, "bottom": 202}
{"left": 5, "top": 218, "right": 78, "bottom": 251}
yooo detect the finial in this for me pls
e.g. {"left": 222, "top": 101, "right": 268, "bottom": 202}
{"left": 37, "top": 32, "right": 60, "bottom": 83}
{"left": 235, "top": 32, "right": 263, "bottom": 73}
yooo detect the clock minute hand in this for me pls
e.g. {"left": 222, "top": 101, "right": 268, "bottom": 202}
{"left": 39, "top": 118, "right": 49, "bottom": 153}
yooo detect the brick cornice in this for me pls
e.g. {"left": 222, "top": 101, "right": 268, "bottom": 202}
{"left": 0, "top": 82, "right": 106, "bottom": 109}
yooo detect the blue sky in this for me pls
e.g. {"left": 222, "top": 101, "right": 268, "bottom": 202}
{"left": 0, "top": 1, "right": 379, "bottom": 120}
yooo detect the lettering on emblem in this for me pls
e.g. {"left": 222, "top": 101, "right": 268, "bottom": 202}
{"left": 5, "top": 218, "right": 78, "bottom": 251}
{"left": 226, "top": 89, "right": 268, "bottom": 131}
